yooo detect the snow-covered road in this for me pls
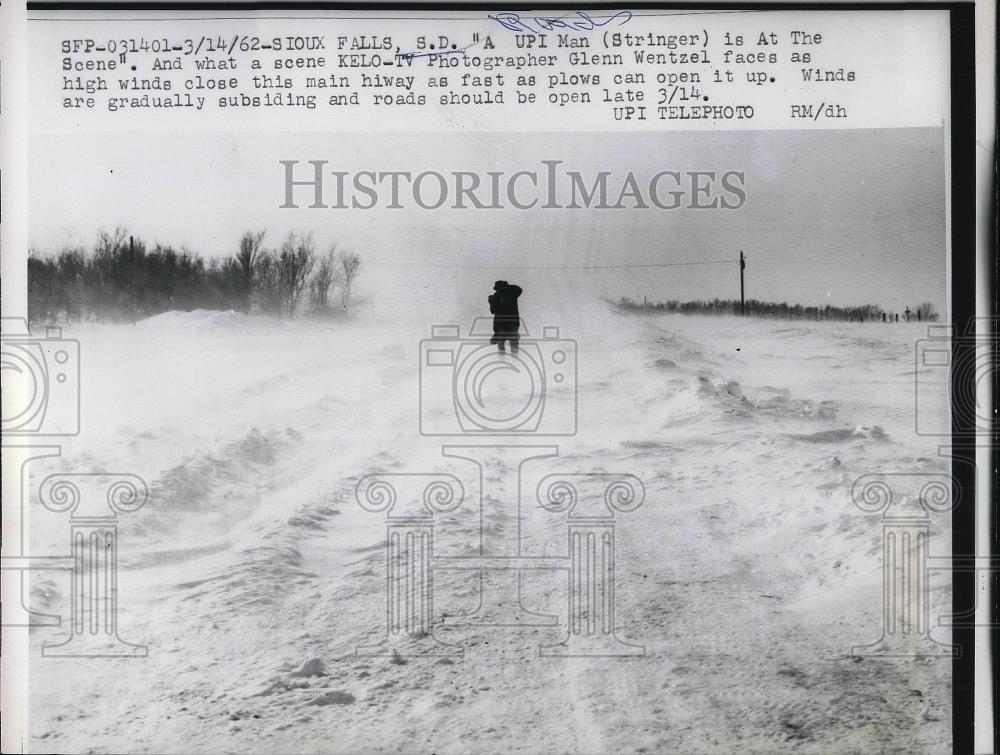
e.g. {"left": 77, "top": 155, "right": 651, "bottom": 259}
{"left": 25, "top": 302, "right": 951, "bottom": 752}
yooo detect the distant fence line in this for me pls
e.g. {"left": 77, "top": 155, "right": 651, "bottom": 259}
{"left": 616, "top": 297, "right": 940, "bottom": 323}
{"left": 28, "top": 228, "right": 361, "bottom": 323}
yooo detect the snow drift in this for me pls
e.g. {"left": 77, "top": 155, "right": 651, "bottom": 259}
{"left": 24, "top": 289, "right": 951, "bottom": 753}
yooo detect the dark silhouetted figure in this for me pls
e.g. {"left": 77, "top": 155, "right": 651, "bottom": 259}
{"left": 488, "top": 280, "right": 522, "bottom": 353}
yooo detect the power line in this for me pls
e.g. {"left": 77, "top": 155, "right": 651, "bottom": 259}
{"left": 365, "top": 259, "right": 736, "bottom": 270}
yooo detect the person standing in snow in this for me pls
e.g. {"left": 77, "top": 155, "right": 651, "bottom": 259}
{"left": 488, "top": 280, "right": 522, "bottom": 353}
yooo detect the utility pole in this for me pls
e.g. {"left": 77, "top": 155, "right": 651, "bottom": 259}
{"left": 739, "top": 251, "right": 746, "bottom": 315}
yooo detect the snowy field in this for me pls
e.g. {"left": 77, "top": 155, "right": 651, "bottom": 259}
{"left": 23, "top": 290, "right": 952, "bottom": 753}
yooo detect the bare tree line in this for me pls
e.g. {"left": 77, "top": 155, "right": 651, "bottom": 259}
{"left": 28, "top": 228, "right": 362, "bottom": 323}
{"left": 616, "top": 297, "right": 940, "bottom": 322}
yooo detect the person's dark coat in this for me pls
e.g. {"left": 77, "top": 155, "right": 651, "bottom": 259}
{"left": 488, "top": 282, "right": 522, "bottom": 341}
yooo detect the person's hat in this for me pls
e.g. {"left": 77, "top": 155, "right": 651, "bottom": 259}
{"left": 493, "top": 280, "right": 508, "bottom": 290}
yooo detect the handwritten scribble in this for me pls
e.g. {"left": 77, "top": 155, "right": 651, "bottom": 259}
{"left": 489, "top": 11, "right": 633, "bottom": 35}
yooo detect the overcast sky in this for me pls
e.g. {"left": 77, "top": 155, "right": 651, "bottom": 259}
{"left": 29, "top": 128, "right": 947, "bottom": 314}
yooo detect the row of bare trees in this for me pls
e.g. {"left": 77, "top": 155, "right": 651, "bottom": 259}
{"left": 28, "top": 227, "right": 362, "bottom": 323}
{"left": 616, "top": 297, "right": 940, "bottom": 322}
{"left": 234, "top": 229, "right": 361, "bottom": 316}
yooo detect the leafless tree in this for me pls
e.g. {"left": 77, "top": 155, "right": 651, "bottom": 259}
{"left": 914, "top": 302, "right": 940, "bottom": 322}
{"left": 235, "top": 229, "right": 266, "bottom": 312}
{"left": 309, "top": 244, "right": 337, "bottom": 313}
{"left": 277, "top": 231, "right": 315, "bottom": 315}
{"left": 338, "top": 251, "right": 361, "bottom": 308}
{"left": 94, "top": 226, "right": 129, "bottom": 262}
{"left": 93, "top": 227, "right": 135, "bottom": 321}
{"left": 254, "top": 253, "right": 282, "bottom": 314}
